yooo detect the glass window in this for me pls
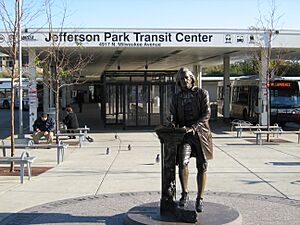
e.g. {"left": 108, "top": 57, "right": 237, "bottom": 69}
{"left": 270, "top": 81, "right": 300, "bottom": 107}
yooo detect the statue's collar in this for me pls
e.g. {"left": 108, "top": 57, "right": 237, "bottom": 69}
{"left": 181, "top": 85, "right": 198, "bottom": 92}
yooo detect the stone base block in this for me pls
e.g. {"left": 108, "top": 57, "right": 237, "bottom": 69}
{"left": 124, "top": 201, "right": 242, "bottom": 225}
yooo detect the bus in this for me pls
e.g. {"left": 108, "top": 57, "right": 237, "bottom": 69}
{"left": 0, "top": 78, "right": 30, "bottom": 109}
{"left": 217, "top": 75, "right": 300, "bottom": 124}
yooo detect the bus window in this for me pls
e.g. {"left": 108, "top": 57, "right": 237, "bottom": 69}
{"left": 270, "top": 81, "right": 300, "bottom": 108}
{"left": 217, "top": 86, "right": 224, "bottom": 100}
{"left": 0, "top": 80, "right": 30, "bottom": 109}
{"left": 237, "top": 87, "right": 249, "bottom": 104}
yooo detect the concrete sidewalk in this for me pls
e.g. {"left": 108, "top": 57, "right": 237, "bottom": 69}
{"left": 0, "top": 122, "right": 300, "bottom": 224}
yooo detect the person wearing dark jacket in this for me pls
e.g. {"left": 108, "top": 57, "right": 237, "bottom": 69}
{"left": 32, "top": 113, "right": 54, "bottom": 144}
{"left": 169, "top": 67, "right": 213, "bottom": 213}
{"left": 63, "top": 106, "right": 79, "bottom": 139}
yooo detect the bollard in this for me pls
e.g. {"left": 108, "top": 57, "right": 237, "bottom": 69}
{"left": 155, "top": 154, "right": 160, "bottom": 163}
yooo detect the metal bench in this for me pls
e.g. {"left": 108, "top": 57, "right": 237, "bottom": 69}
{"left": 234, "top": 124, "right": 281, "bottom": 138}
{"left": 253, "top": 129, "right": 300, "bottom": 145}
{"left": 55, "top": 133, "right": 85, "bottom": 147}
{"left": 1, "top": 140, "right": 68, "bottom": 164}
{"left": 0, "top": 151, "right": 37, "bottom": 183}
{"left": 231, "top": 119, "right": 253, "bottom": 132}
{"left": 59, "top": 125, "right": 90, "bottom": 139}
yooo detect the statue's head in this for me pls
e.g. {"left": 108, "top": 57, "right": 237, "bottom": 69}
{"left": 175, "top": 67, "right": 195, "bottom": 89}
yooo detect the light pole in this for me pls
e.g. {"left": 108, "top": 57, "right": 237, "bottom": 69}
{"left": 17, "top": 0, "right": 24, "bottom": 138}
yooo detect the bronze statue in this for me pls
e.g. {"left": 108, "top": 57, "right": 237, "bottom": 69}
{"left": 169, "top": 67, "right": 213, "bottom": 212}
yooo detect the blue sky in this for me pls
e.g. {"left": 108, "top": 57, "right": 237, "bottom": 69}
{"left": 56, "top": 0, "right": 300, "bottom": 30}
{"left": 1, "top": 0, "right": 300, "bottom": 30}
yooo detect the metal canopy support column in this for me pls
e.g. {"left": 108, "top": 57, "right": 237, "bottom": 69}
{"left": 49, "top": 62, "right": 55, "bottom": 108}
{"left": 223, "top": 54, "right": 230, "bottom": 120}
{"left": 61, "top": 86, "right": 67, "bottom": 109}
{"left": 28, "top": 49, "right": 37, "bottom": 132}
{"left": 17, "top": 0, "right": 23, "bottom": 138}
{"left": 193, "top": 65, "right": 202, "bottom": 88}
{"left": 259, "top": 48, "right": 268, "bottom": 125}
{"left": 43, "top": 69, "right": 49, "bottom": 113}
{"left": 65, "top": 85, "right": 72, "bottom": 107}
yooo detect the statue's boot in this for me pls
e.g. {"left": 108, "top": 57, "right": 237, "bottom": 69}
{"left": 179, "top": 166, "right": 189, "bottom": 207}
{"left": 195, "top": 172, "right": 207, "bottom": 212}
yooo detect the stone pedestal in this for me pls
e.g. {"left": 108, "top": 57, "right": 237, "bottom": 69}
{"left": 176, "top": 205, "right": 197, "bottom": 223}
{"left": 155, "top": 125, "right": 186, "bottom": 215}
{"left": 124, "top": 201, "right": 242, "bottom": 225}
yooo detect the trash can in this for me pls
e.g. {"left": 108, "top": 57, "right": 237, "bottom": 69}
{"left": 210, "top": 102, "right": 218, "bottom": 120}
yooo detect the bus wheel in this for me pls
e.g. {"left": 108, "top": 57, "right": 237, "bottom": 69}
{"left": 3, "top": 101, "right": 9, "bottom": 109}
{"left": 243, "top": 109, "right": 248, "bottom": 120}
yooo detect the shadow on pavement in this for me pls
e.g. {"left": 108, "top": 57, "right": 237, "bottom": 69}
{"left": 0, "top": 212, "right": 125, "bottom": 225}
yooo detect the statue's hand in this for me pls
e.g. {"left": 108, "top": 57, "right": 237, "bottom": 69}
{"left": 166, "top": 122, "right": 176, "bottom": 128}
{"left": 167, "top": 115, "right": 176, "bottom": 128}
{"left": 184, "top": 126, "right": 196, "bottom": 135}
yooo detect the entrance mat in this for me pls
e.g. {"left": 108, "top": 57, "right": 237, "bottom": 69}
{"left": 0, "top": 166, "right": 53, "bottom": 176}
{"left": 245, "top": 138, "right": 292, "bottom": 144}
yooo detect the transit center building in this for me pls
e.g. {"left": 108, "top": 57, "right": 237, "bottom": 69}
{"left": 1, "top": 28, "right": 300, "bottom": 129}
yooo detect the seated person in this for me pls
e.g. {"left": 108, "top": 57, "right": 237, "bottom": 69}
{"left": 32, "top": 113, "right": 54, "bottom": 144}
{"left": 63, "top": 106, "right": 79, "bottom": 139}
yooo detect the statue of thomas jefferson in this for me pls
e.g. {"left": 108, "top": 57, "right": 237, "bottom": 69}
{"left": 169, "top": 67, "right": 213, "bottom": 212}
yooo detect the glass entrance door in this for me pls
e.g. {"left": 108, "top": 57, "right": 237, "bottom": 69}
{"left": 150, "top": 84, "right": 160, "bottom": 126}
{"left": 105, "top": 84, "right": 124, "bottom": 125}
{"left": 125, "top": 84, "right": 150, "bottom": 127}
{"left": 103, "top": 70, "right": 177, "bottom": 129}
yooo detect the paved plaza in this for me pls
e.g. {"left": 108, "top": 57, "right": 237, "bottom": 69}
{"left": 0, "top": 119, "right": 299, "bottom": 224}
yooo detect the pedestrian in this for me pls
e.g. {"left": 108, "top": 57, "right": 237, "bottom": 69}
{"left": 32, "top": 113, "right": 54, "bottom": 144}
{"left": 76, "top": 91, "right": 84, "bottom": 113}
{"left": 63, "top": 106, "right": 79, "bottom": 139}
{"left": 169, "top": 67, "right": 213, "bottom": 212}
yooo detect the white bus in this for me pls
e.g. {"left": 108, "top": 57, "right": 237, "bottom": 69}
{"left": 217, "top": 75, "right": 300, "bottom": 124}
{"left": 0, "top": 78, "right": 30, "bottom": 109}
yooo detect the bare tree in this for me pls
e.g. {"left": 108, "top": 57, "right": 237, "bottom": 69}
{"left": 249, "top": 0, "right": 286, "bottom": 141}
{"left": 0, "top": 0, "right": 53, "bottom": 171}
{"left": 0, "top": 0, "right": 42, "bottom": 171}
{"left": 0, "top": 0, "right": 19, "bottom": 171}
{"left": 35, "top": 0, "right": 93, "bottom": 141}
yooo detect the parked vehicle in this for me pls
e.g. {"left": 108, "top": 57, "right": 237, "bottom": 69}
{"left": 0, "top": 78, "right": 30, "bottom": 109}
{"left": 217, "top": 75, "right": 300, "bottom": 124}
